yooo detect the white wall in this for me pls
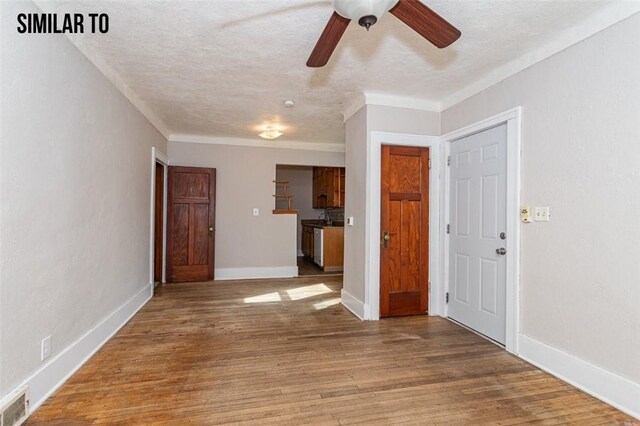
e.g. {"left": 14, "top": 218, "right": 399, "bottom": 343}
{"left": 442, "top": 13, "right": 640, "bottom": 384}
{"left": 342, "top": 105, "right": 440, "bottom": 316}
{"left": 0, "top": 0, "right": 167, "bottom": 401}
{"left": 275, "top": 166, "right": 324, "bottom": 255}
{"left": 367, "top": 105, "right": 441, "bottom": 135}
{"left": 167, "top": 142, "right": 344, "bottom": 277}
{"left": 343, "top": 107, "right": 369, "bottom": 309}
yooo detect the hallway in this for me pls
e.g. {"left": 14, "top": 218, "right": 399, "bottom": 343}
{"left": 28, "top": 277, "right": 631, "bottom": 424}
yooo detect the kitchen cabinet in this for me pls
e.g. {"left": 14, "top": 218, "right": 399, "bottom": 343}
{"left": 301, "top": 225, "right": 314, "bottom": 259}
{"left": 320, "top": 227, "right": 344, "bottom": 272}
{"left": 301, "top": 222, "right": 344, "bottom": 272}
{"left": 312, "top": 167, "right": 345, "bottom": 209}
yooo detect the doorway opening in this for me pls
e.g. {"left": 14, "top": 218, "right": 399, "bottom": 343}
{"left": 153, "top": 161, "right": 165, "bottom": 285}
{"left": 365, "top": 132, "right": 440, "bottom": 321}
{"left": 150, "top": 147, "right": 168, "bottom": 292}
{"left": 274, "top": 164, "right": 345, "bottom": 277}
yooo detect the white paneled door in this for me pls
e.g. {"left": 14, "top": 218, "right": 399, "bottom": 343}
{"left": 448, "top": 124, "right": 507, "bottom": 344}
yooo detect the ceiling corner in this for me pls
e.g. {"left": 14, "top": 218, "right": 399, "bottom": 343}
{"left": 440, "top": 2, "right": 640, "bottom": 111}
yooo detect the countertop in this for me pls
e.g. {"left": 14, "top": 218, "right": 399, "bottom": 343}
{"left": 301, "top": 219, "right": 344, "bottom": 229}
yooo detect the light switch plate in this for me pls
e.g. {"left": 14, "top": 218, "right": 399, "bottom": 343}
{"left": 520, "top": 206, "right": 532, "bottom": 223}
{"left": 535, "top": 207, "right": 550, "bottom": 222}
{"left": 41, "top": 335, "right": 52, "bottom": 361}
{"left": 346, "top": 216, "right": 354, "bottom": 226}
{"left": 252, "top": 208, "right": 259, "bottom": 216}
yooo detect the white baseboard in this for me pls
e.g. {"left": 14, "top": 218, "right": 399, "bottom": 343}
{"left": 518, "top": 334, "right": 640, "bottom": 420}
{"left": 340, "top": 289, "right": 366, "bottom": 320}
{"left": 214, "top": 266, "right": 298, "bottom": 281}
{"left": 20, "top": 283, "right": 153, "bottom": 413}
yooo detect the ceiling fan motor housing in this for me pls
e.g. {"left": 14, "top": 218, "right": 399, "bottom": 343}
{"left": 358, "top": 15, "right": 377, "bottom": 30}
{"left": 333, "top": 0, "right": 399, "bottom": 26}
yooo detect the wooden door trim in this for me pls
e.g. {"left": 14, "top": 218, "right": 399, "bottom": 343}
{"left": 166, "top": 166, "right": 216, "bottom": 283}
{"left": 149, "top": 147, "right": 168, "bottom": 290}
{"left": 441, "top": 107, "right": 522, "bottom": 355}
{"left": 365, "top": 132, "right": 441, "bottom": 321}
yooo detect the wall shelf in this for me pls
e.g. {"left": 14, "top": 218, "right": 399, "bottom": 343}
{"left": 273, "top": 180, "right": 298, "bottom": 215}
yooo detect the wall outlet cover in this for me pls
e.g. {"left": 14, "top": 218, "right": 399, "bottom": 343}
{"left": 252, "top": 208, "right": 259, "bottom": 216}
{"left": 346, "top": 216, "right": 354, "bottom": 226}
{"left": 521, "top": 206, "right": 532, "bottom": 223}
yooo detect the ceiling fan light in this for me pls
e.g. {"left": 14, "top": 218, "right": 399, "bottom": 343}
{"left": 333, "top": 0, "right": 399, "bottom": 21}
{"left": 259, "top": 129, "right": 284, "bottom": 140}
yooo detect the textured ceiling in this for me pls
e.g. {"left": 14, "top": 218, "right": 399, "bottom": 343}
{"left": 38, "top": 0, "right": 632, "bottom": 144}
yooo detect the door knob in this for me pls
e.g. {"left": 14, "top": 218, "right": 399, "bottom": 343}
{"left": 496, "top": 247, "right": 506, "bottom": 255}
{"left": 209, "top": 227, "right": 215, "bottom": 233}
{"left": 381, "top": 231, "right": 391, "bottom": 248}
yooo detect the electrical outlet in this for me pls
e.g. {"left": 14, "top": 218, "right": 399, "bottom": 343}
{"left": 520, "top": 206, "right": 532, "bottom": 223}
{"left": 41, "top": 335, "right": 52, "bottom": 361}
{"left": 252, "top": 208, "right": 259, "bottom": 216}
{"left": 346, "top": 217, "right": 354, "bottom": 226}
{"left": 535, "top": 207, "right": 550, "bottom": 222}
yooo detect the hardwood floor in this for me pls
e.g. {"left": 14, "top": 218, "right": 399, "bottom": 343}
{"left": 28, "top": 277, "right": 633, "bottom": 425}
{"left": 297, "top": 256, "right": 342, "bottom": 276}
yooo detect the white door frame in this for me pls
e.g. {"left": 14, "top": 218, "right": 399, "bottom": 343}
{"left": 365, "top": 132, "right": 441, "bottom": 320}
{"left": 149, "top": 146, "right": 168, "bottom": 291}
{"left": 441, "top": 107, "right": 522, "bottom": 354}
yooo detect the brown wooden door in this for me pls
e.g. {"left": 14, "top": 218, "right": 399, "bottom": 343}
{"left": 380, "top": 145, "right": 429, "bottom": 317}
{"left": 167, "top": 166, "right": 216, "bottom": 283}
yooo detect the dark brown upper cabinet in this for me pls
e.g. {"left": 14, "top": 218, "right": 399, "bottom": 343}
{"left": 313, "top": 167, "right": 345, "bottom": 209}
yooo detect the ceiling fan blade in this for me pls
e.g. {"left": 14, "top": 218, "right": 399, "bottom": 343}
{"left": 307, "top": 12, "right": 351, "bottom": 67}
{"left": 389, "top": 0, "right": 460, "bottom": 48}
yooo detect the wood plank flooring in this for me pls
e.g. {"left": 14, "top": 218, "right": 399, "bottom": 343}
{"left": 28, "top": 277, "right": 634, "bottom": 425}
{"left": 297, "top": 256, "right": 343, "bottom": 276}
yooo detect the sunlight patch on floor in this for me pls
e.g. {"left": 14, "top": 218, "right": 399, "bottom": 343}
{"left": 286, "top": 283, "right": 333, "bottom": 301}
{"left": 313, "top": 297, "right": 341, "bottom": 310}
{"left": 243, "top": 292, "right": 282, "bottom": 303}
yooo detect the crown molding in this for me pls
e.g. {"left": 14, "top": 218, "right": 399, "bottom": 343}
{"left": 342, "top": 92, "right": 441, "bottom": 122}
{"left": 365, "top": 92, "right": 441, "bottom": 113}
{"left": 71, "top": 42, "right": 172, "bottom": 139}
{"left": 32, "top": 1, "right": 172, "bottom": 139}
{"left": 169, "top": 134, "right": 346, "bottom": 153}
{"left": 342, "top": 93, "right": 368, "bottom": 123}
{"left": 440, "top": 4, "right": 640, "bottom": 111}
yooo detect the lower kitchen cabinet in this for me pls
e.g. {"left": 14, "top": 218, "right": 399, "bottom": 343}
{"left": 301, "top": 225, "right": 314, "bottom": 259}
{"left": 321, "top": 227, "right": 344, "bottom": 272}
{"left": 301, "top": 224, "right": 343, "bottom": 272}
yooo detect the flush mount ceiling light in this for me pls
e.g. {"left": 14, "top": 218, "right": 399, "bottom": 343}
{"left": 259, "top": 128, "right": 284, "bottom": 140}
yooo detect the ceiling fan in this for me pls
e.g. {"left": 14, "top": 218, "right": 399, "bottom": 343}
{"left": 307, "top": 0, "right": 461, "bottom": 67}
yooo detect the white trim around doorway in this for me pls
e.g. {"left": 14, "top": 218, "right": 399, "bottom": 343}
{"left": 365, "top": 132, "right": 442, "bottom": 321}
{"left": 149, "top": 146, "right": 169, "bottom": 292}
{"left": 440, "top": 107, "right": 522, "bottom": 354}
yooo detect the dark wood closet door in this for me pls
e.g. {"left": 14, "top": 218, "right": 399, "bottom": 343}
{"left": 167, "top": 166, "right": 216, "bottom": 283}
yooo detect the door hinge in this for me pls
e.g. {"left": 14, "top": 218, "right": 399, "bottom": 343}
{"left": 446, "top": 292, "right": 449, "bottom": 303}
{"left": 428, "top": 159, "right": 432, "bottom": 169}
{"left": 428, "top": 281, "right": 431, "bottom": 293}
{"left": 447, "top": 156, "right": 451, "bottom": 166}
{"left": 446, "top": 224, "right": 450, "bottom": 234}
